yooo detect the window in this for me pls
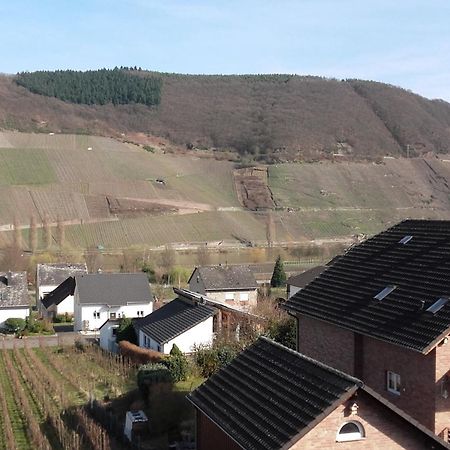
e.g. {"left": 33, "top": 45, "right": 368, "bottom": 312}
{"left": 399, "top": 235, "right": 413, "bottom": 244}
{"left": 336, "top": 421, "right": 365, "bottom": 442}
{"left": 387, "top": 371, "right": 401, "bottom": 395}
{"left": 426, "top": 297, "right": 449, "bottom": 315}
{"left": 138, "top": 310, "right": 144, "bottom": 317}
{"left": 93, "top": 311, "right": 100, "bottom": 319}
{"left": 110, "top": 312, "right": 116, "bottom": 319}
{"left": 239, "top": 292, "right": 249, "bottom": 302}
{"left": 112, "top": 327, "right": 118, "bottom": 337}
{"left": 225, "top": 292, "right": 234, "bottom": 302}
{"left": 374, "top": 285, "right": 396, "bottom": 301}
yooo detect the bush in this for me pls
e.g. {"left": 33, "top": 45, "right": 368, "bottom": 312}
{"left": 267, "top": 316, "right": 296, "bottom": 350}
{"left": 116, "top": 317, "right": 137, "bottom": 344}
{"left": 24, "top": 315, "right": 54, "bottom": 334}
{"left": 162, "top": 344, "right": 188, "bottom": 382}
{"left": 193, "top": 343, "right": 239, "bottom": 378}
{"left": 137, "top": 363, "right": 172, "bottom": 396}
{"left": 118, "top": 340, "right": 163, "bottom": 364}
{"left": 270, "top": 255, "right": 287, "bottom": 287}
{"left": 4, "top": 318, "right": 26, "bottom": 333}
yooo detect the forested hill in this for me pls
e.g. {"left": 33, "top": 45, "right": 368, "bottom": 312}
{"left": 2, "top": 70, "right": 450, "bottom": 161}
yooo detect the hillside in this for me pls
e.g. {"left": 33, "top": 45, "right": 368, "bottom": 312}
{"left": 1, "top": 72, "right": 450, "bottom": 160}
{"left": 0, "top": 131, "right": 450, "bottom": 252}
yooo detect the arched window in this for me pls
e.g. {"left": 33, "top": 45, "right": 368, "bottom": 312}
{"left": 336, "top": 421, "right": 365, "bottom": 442}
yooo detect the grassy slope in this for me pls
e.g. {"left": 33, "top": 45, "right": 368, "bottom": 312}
{"left": 1, "top": 131, "right": 450, "bottom": 250}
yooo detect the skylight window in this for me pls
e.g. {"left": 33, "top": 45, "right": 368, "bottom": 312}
{"left": 399, "top": 235, "right": 413, "bottom": 244}
{"left": 374, "top": 285, "right": 397, "bottom": 301}
{"left": 426, "top": 297, "right": 449, "bottom": 315}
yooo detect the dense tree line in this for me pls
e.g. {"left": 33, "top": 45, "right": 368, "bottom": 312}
{"left": 15, "top": 68, "right": 162, "bottom": 106}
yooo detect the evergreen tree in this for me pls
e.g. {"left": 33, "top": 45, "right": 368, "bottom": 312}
{"left": 15, "top": 69, "right": 162, "bottom": 107}
{"left": 116, "top": 317, "right": 137, "bottom": 344}
{"left": 270, "top": 255, "right": 286, "bottom": 287}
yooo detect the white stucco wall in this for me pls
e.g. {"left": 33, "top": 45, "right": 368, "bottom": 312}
{"left": 38, "top": 284, "right": 58, "bottom": 300}
{"left": 74, "top": 289, "right": 153, "bottom": 331}
{"left": 140, "top": 316, "right": 214, "bottom": 354}
{"left": 287, "top": 285, "right": 301, "bottom": 299}
{"left": 99, "top": 323, "right": 119, "bottom": 353}
{"left": 0, "top": 307, "right": 29, "bottom": 327}
{"left": 57, "top": 295, "right": 75, "bottom": 315}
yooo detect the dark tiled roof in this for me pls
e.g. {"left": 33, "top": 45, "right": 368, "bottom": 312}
{"left": 37, "top": 263, "right": 87, "bottom": 286}
{"left": 191, "top": 265, "right": 258, "bottom": 290}
{"left": 0, "top": 272, "right": 29, "bottom": 308}
{"left": 287, "top": 266, "right": 327, "bottom": 289}
{"left": 189, "top": 337, "right": 449, "bottom": 450}
{"left": 75, "top": 273, "right": 152, "bottom": 306}
{"left": 41, "top": 276, "right": 76, "bottom": 309}
{"left": 285, "top": 219, "right": 450, "bottom": 353}
{"left": 188, "top": 337, "right": 360, "bottom": 450}
{"left": 134, "top": 297, "right": 216, "bottom": 344}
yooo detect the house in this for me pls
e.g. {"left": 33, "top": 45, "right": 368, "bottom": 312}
{"left": 188, "top": 337, "right": 448, "bottom": 450}
{"left": 74, "top": 273, "right": 153, "bottom": 332}
{"left": 173, "top": 287, "right": 266, "bottom": 341}
{"left": 0, "top": 272, "right": 29, "bottom": 327}
{"left": 37, "top": 263, "right": 87, "bottom": 318}
{"left": 135, "top": 291, "right": 217, "bottom": 354}
{"left": 284, "top": 219, "right": 450, "bottom": 439}
{"left": 99, "top": 319, "right": 121, "bottom": 353}
{"left": 188, "top": 265, "right": 258, "bottom": 310}
{"left": 286, "top": 265, "right": 326, "bottom": 299}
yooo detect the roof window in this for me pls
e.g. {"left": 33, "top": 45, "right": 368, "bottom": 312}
{"left": 426, "top": 297, "right": 449, "bottom": 315}
{"left": 398, "top": 235, "right": 413, "bottom": 244}
{"left": 374, "top": 285, "right": 396, "bottom": 301}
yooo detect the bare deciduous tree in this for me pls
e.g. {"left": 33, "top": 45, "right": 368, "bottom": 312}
{"left": 196, "top": 244, "right": 211, "bottom": 266}
{"left": 29, "top": 215, "right": 38, "bottom": 253}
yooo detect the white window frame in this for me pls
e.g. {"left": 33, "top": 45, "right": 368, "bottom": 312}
{"left": 239, "top": 292, "right": 249, "bottom": 302}
{"left": 225, "top": 292, "right": 234, "bottom": 301}
{"left": 336, "top": 421, "right": 365, "bottom": 442}
{"left": 387, "top": 371, "right": 401, "bottom": 395}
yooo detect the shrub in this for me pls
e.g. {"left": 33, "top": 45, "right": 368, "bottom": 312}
{"left": 193, "top": 343, "right": 239, "bottom": 378}
{"left": 267, "top": 316, "right": 296, "bottom": 350}
{"left": 118, "top": 340, "right": 163, "bottom": 364}
{"left": 270, "top": 255, "right": 287, "bottom": 287}
{"left": 4, "top": 318, "right": 26, "bottom": 333}
{"left": 137, "top": 363, "right": 172, "bottom": 396}
{"left": 24, "top": 315, "right": 54, "bottom": 334}
{"left": 116, "top": 317, "right": 137, "bottom": 344}
{"left": 162, "top": 345, "right": 188, "bottom": 382}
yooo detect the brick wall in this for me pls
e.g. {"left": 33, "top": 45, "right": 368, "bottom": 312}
{"left": 297, "top": 315, "right": 355, "bottom": 375}
{"left": 434, "top": 338, "right": 450, "bottom": 435}
{"left": 195, "top": 391, "right": 444, "bottom": 449}
{"left": 362, "top": 335, "right": 436, "bottom": 432}
{"left": 196, "top": 411, "right": 242, "bottom": 450}
{"left": 295, "top": 390, "right": 443, "bottom": 449}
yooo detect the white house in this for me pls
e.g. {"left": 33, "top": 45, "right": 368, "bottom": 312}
{"left": 188, "top": 265, "right": 258, "bottom": 311}
{"left": 286, "top": 266, "right": 326, "bottom": 299}
{"left": 0, "top": 272, "right": 29, "bottom": 328}
{"left": 74, "top": 273, "right": 153, "bottom": 332}
{"left": 135, "top": 292, "right": 217, "bottom": 354}
{"left": 99, "top": 319, "right": 121, "bottom": 353}
{"left": 37, "top": 263, "right": 87, "bottom": 318}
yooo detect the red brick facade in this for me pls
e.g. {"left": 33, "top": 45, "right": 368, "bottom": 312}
{"left": 297, "top": 314, "right": 450, "bottom": 436}
{"left": 197, "top": 391, "right": 443, "bottom": 449}
{"left": 196, "top": 410, "right": 242, "bottom": 450}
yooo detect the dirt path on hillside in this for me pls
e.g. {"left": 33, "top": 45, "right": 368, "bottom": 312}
{"left": 119, "top": 197, "right": 214, "bottom": 214}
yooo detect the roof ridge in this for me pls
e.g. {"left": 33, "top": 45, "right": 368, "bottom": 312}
{"left": 259, "top": 336, "right": 363, "bottom": 387}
